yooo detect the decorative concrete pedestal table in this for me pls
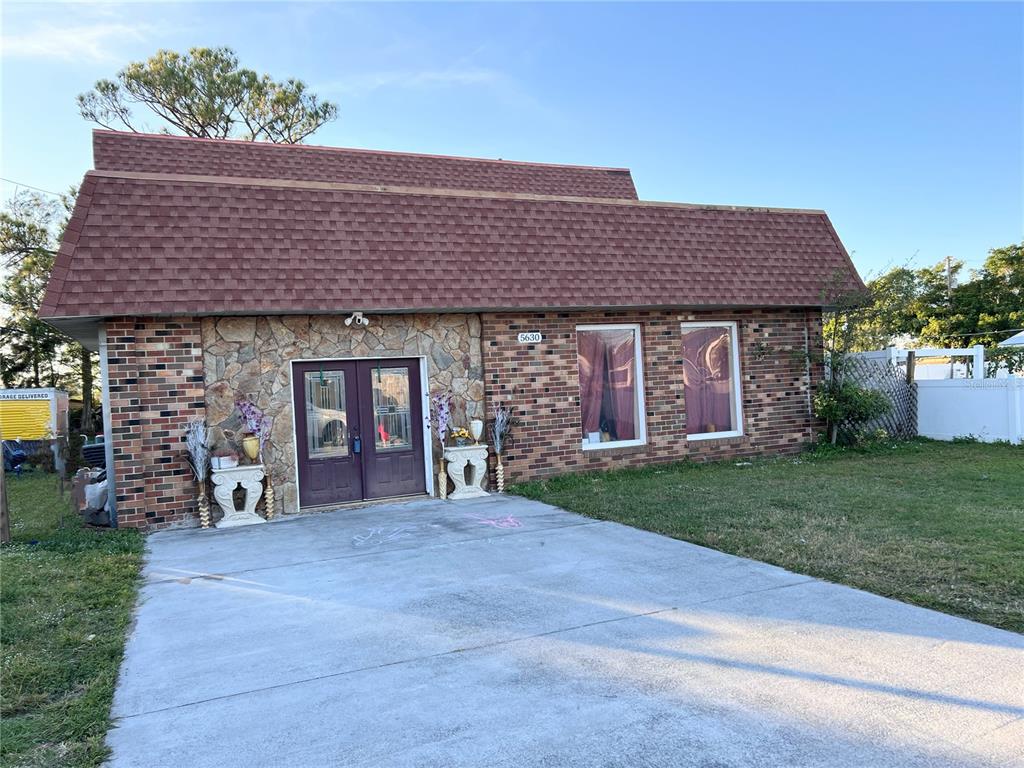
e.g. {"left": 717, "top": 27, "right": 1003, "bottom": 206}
{"left": 442, "top": 444, "right": 489, "bottom": 500}
{"left": 211, "top": 464, "right": 267, "bottom": 528}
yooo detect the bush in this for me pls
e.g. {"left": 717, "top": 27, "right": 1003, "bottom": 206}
{"left": 982, "top": 347, "right": 1024, "bottom": 377}
{"left": 814, "top": 380, "right": 892, "bottom": 445}
{"left": 26, "top": 444, "right": 56, "bottom": 473}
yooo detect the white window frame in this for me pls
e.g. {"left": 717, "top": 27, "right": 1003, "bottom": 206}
{"left": 576, "top": 323, "right": 648, "bottom": 451}
{"left": 680, "top": 321, "right": 744, "bottom": 441}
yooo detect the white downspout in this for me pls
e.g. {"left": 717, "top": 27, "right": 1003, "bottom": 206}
{"left": 98, "top": 327, "right": 117, "bottom": 526}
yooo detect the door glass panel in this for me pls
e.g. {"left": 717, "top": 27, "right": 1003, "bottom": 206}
{"left": 305, "top": 371, "right": 349, "bottom": 458}
{"left": 372, "top": 367, "right": 412, "bottom": 451}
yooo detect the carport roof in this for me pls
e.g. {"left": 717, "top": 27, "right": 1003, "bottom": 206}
{"left": 41, "top": 133, "right": 863, "bottom": 323}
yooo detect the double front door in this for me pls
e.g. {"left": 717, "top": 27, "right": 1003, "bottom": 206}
{"left": 293, "top": 359, "right": 426, "bottom": 507}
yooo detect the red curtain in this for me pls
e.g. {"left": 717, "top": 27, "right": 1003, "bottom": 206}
{"left": 606, "top": 332, "right": 637, "bottom": 440}
{"left": 578, "top": 330, "right": 607, "bottom": 434}
{"left": 681, "top": 327, "right": 734, "bottom": 434}
{"left": 578, "top": 330, "right": 637, "bottom": 442}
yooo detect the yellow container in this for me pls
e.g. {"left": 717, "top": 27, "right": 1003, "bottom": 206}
{"left": 0, "top": 389, "right": 69, "bottom": 440}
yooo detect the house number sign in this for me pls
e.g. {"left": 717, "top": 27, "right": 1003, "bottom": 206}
{"left": 517, "top": 332, "right": 543, "bottom": 343}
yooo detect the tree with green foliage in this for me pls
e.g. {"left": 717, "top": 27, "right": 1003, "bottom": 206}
{"left": 78, "top": 46, "right": 338, "bottom": 143}
{"left": 916, "top": 244, "right": 1023, "bottom": 348}
{"left": 839, "top": 267, "right": 920, "bottom": 351}
{"left": 828, "top": 243, "right": 1023, "bottom": 367}
{"left": 1, "top": 192, "right": 69, "bottom": 389}
{"left": 0, "top": 191, "right": 98, "bottom": 431}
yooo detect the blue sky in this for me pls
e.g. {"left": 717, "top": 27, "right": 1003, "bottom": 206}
{"left": 2, "top": 1, "right": 1021, "bottom": 279}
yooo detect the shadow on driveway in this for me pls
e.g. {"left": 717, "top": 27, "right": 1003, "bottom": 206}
{"left": 107, "top": 495, "right": 1024, "bottom": 767}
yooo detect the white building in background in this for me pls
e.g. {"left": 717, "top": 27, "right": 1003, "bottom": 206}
{"left": 997, "top": 331, "right": 1024, "bottom": 348}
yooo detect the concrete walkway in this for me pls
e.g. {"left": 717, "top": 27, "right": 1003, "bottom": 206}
{"left": 108, "top": 496, "right": 1023, "bottom": 767}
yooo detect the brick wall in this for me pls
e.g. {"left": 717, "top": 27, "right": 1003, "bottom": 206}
{"left": 481, "top": 308, "right": 824, "bottom": 482}
{"left": 102, "top": 309, "right": 823, "bottom": 526}
{"left": 105, "top": 317, "right": 206, "bottom": 529}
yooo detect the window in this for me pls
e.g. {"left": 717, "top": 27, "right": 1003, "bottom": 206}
{"left": 304, "top": 371, "right": 349, "bottom": 457}
{"left": 576, "top": 324, "right": 646, "bottom": 450}
{"left": 372, "top": 367, "right": 413, "bottom": 452}
{"left": 680, "top": 322, "right": 743, "bottom": 439}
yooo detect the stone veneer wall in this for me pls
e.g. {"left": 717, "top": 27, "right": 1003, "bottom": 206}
{"left": 105, "top": 317, "right": 206, "bottom": 529}
{"left": 480, "top": 308, "right": 825, "bottom": 483}
{"left": 201, "top": 314, "right": 485, "bottom": 515}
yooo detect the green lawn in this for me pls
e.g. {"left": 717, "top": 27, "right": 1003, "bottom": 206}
{"left": 1, "top": 472, "right": 143, "bottom": 768}
{"left": 511, "top": 439, "right": 1024, "bottom": 633}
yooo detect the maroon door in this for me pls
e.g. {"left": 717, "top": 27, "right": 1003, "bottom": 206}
{"left": 294, "top": 361, "right": 363, "bottom": 507}
{"left": 356, "top": 359, "right": 426, "bottom": 500}
{"left": 293, "top": 358, "right": 426, "bottom": 508}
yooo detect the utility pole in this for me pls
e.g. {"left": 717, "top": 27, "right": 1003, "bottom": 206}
{"left": 944, "top": 256, "right": 955, "bottom": 379}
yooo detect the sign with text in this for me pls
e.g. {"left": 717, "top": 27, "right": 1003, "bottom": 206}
{"left": 516, "top": 332, "right": 543, "bottom": 344}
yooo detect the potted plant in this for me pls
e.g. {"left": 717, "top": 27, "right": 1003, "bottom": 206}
{"left": 183, "top": 420, "right": 211, "bottom": 528}
{"left": 235, "top": 399, "right": 271, "bottom": 463}
{"left": 450, "top": 427, "right": 471, "bottom": 447}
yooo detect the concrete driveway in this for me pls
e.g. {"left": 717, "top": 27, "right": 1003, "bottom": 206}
{"left": 108, "top": 495, "right": 1023, "bottom": 767}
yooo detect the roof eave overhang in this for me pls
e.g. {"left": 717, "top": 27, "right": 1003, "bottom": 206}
{"left": 42, "top": 302, "right": 835, "bottom": 329}
{"left": 42, "top": 316, "right": 103, "bottom": 351}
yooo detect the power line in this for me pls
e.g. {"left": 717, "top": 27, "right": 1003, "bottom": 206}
{"left": 0, "top": 178, "right": 64, "bottom": 197}
{"left": 938, "top": 328, "right": 1023, "bottom": 339}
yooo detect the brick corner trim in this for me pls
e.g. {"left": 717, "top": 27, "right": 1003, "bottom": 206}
{"left": 105, "top": 317, "right": 206, "bottom": 529}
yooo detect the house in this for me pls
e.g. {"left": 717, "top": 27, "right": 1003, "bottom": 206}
{"left": 40, "top": 130, "right": 863, "bottom": 529}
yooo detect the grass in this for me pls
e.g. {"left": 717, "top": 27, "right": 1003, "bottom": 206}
{"left": 1, "top": 471, "right": 143, "bottom": 768}
{"left": 511, "top": 439, "right": 1024, "bottom": 633}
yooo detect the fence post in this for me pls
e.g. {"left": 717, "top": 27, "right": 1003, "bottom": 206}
{"left": 906, "top": 351, "right": 916, "bottom": 383}
{"left": 1010, "top": 380, "right": 1022, "bottom": 445}
{"left": 973, "top": 345, "right": 985, "bottom": 379}
{"left": 0, "top": 462, "right": 9, "bottom": 544}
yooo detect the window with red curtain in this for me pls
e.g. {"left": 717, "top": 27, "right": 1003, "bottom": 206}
{"left": 680, "top": 323, "right": 741, "bottom": 437}
{"left": 577, "top": 326, "right": 644, "bottom": 447}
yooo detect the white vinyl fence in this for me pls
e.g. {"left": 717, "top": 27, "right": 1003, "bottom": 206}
{"left": 852, "top": 346, "right": 986, "bottom": 380}
{"left": 916, "top": 378, "right": 1023, "bottom": 444}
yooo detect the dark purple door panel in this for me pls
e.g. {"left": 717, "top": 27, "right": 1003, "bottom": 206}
{"left": 293, "top": 361, "right": 363, "bottom": 507}
{"left": 357, "top": 359, "right": 427, "bottom": 500}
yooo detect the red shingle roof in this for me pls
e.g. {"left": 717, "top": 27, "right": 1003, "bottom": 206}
{"left": 40, "top": 168, "right": 862, "bottom": 320}
{"left": 93, "top": 131, "right": 639, "bottom": 199}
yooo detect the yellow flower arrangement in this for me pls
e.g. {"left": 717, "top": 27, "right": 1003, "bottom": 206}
{"left": 450, "top": 427, "right": 471, "bottom": 442}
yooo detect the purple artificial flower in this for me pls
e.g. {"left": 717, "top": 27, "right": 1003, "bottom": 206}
{"left": 429, "top": 391, "right": 453, "bottom": 445}
{"left": 236, "top": 399, "right": 272, "bottom": 461}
